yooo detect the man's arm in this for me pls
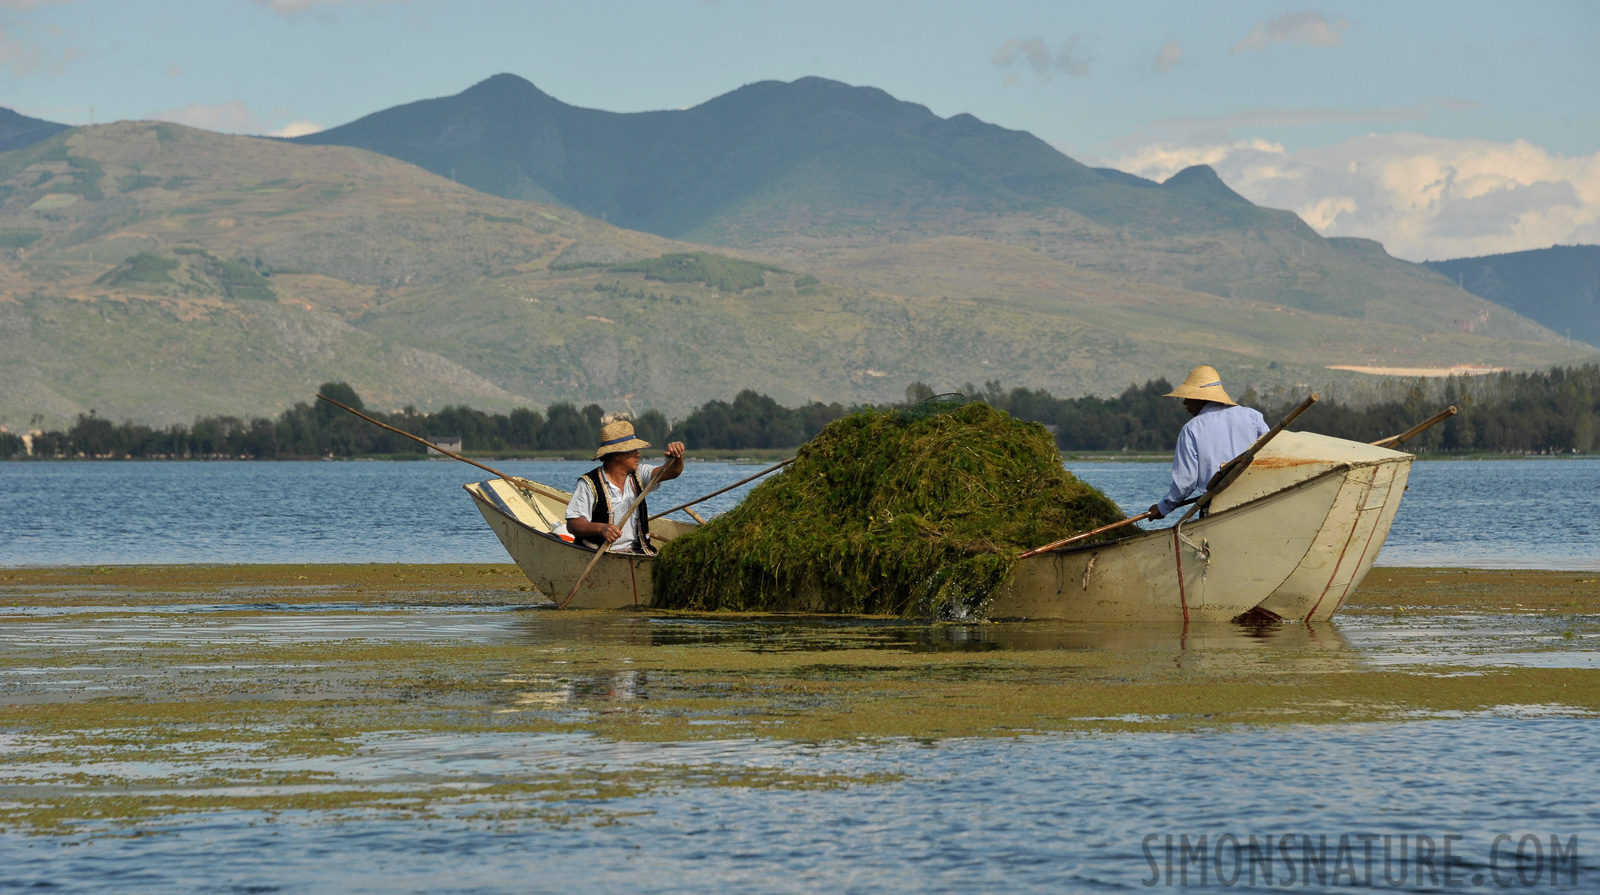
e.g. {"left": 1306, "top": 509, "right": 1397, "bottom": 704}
{"left": 565, "top": 480, "right": 622, "bottom": 542}
{"left": 652, "top": 441, "right": 686, "bottom": 483}
{"left": 1149, "top": 428, "right": 1201, "bottom": 519}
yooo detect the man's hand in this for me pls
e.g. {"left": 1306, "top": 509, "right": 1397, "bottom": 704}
{"left": 1147, "top": 504, "right": 1164, "bottom": 521}
{"left": 655, "top": 441, "right": 687, "bottom": 482}
{"left": 568, "top": 518, "right": 623, "bottom": 542}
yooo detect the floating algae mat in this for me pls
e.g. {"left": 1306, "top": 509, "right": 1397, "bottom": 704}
{"left": 653, "top": 401, "right": 1127, "bottom": 616}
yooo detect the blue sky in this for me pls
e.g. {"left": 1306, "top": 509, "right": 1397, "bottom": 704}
{"left": 4, "top": 0, "right": 1597, "bottom": 260}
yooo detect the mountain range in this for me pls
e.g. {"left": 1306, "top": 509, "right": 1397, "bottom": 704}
{"left": 1425, "top": 246, "right": 1600, "bottom": 349}
{"left": 294, "top": 75, "right": 1537, "bottom": 330}
{"left": 0, "top": 77, "right": 1593, "bottom": 429}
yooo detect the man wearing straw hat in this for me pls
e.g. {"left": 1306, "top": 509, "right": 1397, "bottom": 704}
{"left": 1148, "top": 365, "right": 1268, "bottom": 520}
{"left": 565, "top": 420, "right": 685, "bottom": 553}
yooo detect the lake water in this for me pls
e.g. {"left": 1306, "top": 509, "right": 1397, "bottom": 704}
{"left": 3, "top": 720, "right": 1596, "bottom": 893}
{"left": 2, "top": 458, "right": 1596, "bottom": 570}
{"left": 1, "top": 601, "right": 1597, "bottom": 893}
{"left": 2, "top": 459, "right": 1598, "bottom": 892}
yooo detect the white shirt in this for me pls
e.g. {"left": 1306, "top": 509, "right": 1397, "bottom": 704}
{"left": 1157, "top": 403, "right": 1270, "bottom": 516}
{"left": 566, "top": 464, "right": 658, "bottom": 552}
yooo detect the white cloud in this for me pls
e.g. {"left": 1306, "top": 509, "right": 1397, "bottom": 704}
{"left": 1107, "top": 134, "right": 1600, "bottom": 261}
{"left": 0, "top": 25, "right": 41, "bottom": 74}
{"left": 149, "top": 101, "right": 320, "bottom": 138}
{"left": 1151, "top": 40, "right": 1183, "bottom": 74}
{"left": 993, "top": 35, "right": 1092, "bottom": 80}
{"left": 151, "top": 101, "right": 268, "bottom": 134}
{"left": 268, "top": 119, "right": 323, "bottom": 138}
{"left": 1229, "top": 9, "right": 1352, "bottom": 53}
{"left": 0, "top": 1, "right": 78, "bottom": 75}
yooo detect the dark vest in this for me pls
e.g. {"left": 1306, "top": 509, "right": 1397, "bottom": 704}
{"left": 576, "top": 467, "right": 654, "bottom": 553}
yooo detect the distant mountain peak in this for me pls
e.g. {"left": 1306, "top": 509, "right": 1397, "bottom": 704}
{"left": 292, "top": 76, "right": 1327, "bottom": 248}
{"left": 1162, "top": 165, "right": 1251, "bottom": 204}
{"left": 456, "top": 72, "right": 560, "bottom": 107}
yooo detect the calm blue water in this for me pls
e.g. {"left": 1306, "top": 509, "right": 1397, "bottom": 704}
{"left": 1, "top": 459, "right": 1596, "bottom": 569}
{"left": 1, "top": 720, "right": 1594, "bottom": 892}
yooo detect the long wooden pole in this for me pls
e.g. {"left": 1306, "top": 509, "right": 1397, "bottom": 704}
{"left": 317, "top": 393, "right": 513, "bottom": 479}
{"left": 1175, "top": 394, "right": 1318, "bottom": 526}
{"left": 647, "top": 457, "right": 795, "bottom": 521}
{"left": 1019, "top": 494, "right": 1201, "bottom": 559}
{"left": 559, "top": 475, "right": 662, "bottom": 609}
{"left": 1371, "top": 405, "right": 1457, "bottom": 449}
{"left": 1019, "top": 512, "right": 1153, "bottom": 559}
{"left": 315, "top": 393, "right": 565, "bottom": 513}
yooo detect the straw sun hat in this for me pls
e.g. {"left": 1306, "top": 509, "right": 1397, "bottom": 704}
{"left": 1164, "top": 365, "right": 1237, "bottom": 406}
{"left": 594, "top": 420, "right": 651, "bottom": 460}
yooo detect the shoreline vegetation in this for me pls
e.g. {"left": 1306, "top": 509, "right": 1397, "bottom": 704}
{"left": 3, "top": 364, "right": 1597, "bottom": 461}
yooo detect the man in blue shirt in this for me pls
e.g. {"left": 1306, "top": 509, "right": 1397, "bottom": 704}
{"left": 1148, "top": 365, "right": 1269, "bottom": 519}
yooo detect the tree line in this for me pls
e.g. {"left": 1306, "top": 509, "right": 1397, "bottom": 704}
{"left": 1, "top": 383, "right": 671, "bottom": 460}
{"left": 4, "top": 365, "right": 1597, "bottom": 459}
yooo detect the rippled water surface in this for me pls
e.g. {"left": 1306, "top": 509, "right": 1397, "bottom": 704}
{"left": 2, "top": 456, "right": 1597, "bottom": 892}
{"left": 0, "top": 603, "right": 1597, "bottom": 893}
{"left": 2, "top": 457, "right": 1596, "bottom": 568}
{"left": 3, "top": 720, "right": 1596, "bottom": 893}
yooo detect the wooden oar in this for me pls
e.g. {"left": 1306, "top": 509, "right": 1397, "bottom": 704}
{"left": 559, "top": 475, "right": 663, "bottom": 609}
{"left": 1371, "top": 405, "right": 1458, "bottom": 449}
{"left": 1176, "top": 394, "right": 1319, "bottom": 526}
{"left": 1018, "top": 496, "right": 1201, "bottom": 559}
{"left": 314, "top": 393, "right": 563, "bottom": 521}
{"left": 647, "top": 457, "right": 795, "bottom": 521}
{"left": 1019, "top": 512, "right": 1153, "bottom": 559}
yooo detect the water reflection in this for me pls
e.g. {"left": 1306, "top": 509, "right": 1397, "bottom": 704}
{"left": 511, "top": 613, "right": 1355, "bottom": 655}
{"left": 498, "top": 614, "right": 1366, "bottom": 687}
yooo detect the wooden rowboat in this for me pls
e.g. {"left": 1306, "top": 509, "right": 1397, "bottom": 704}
{"left": 466, "top": 431, "right": 1412, "bottom": 618}
{"left": 993, "top": 432, "right": 1412, "bottom": 621}
{"left": 464, "top": 477, "right": 693, "bottom": 609}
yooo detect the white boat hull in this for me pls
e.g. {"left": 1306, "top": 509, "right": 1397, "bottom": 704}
{"left": 465, "top": 478, "right": 691, "bottom": 610}
{"left": 467, "top": 432, "right": 1412, "bottom": 620}
{"left": 991, "top": 433, "right": 1412, "bottom": 621}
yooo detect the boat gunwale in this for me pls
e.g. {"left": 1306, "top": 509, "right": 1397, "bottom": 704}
{"left": 464, "top": 481, "right": 694, "bottom": 557}
{"left": 1022, "top": 460, "right": 1375, "bottom": 560}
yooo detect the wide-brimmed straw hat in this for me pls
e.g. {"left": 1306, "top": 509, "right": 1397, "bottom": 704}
{"left": 594, "top": 420, "right": 651, "bottom": 459}
{"left": 1164, "top": 365, "right": 1237, "bottom": 406}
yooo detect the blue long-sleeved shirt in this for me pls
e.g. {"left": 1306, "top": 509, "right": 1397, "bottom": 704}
{"left": 1156, "top": 403, "right": 1270, "bottom": 516}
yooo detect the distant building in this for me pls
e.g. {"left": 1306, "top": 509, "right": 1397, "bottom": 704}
{"left": 428, "top": 435, "right": 463, "bottom": 456}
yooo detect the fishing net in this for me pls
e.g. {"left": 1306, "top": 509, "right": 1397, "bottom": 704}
{"left": 651, "top": 401, "right": 1128, "bottom": 617}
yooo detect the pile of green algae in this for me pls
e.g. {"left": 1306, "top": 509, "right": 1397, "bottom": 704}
{"left": 651, "top": 401, "right": 1128, "bottom": 616}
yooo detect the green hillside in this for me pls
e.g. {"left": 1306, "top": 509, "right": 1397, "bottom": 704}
{"left": 1426, "top": 246, "right": 1600, "bottom": 348}
{"left": 0, "top": 122, "right": 1592, "bottom": 429}
{"left": 0, "top": 107, "right": 67, "bottom": 154}
{"left": 0, "top": 122, "right": 683, "bottom": 426}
